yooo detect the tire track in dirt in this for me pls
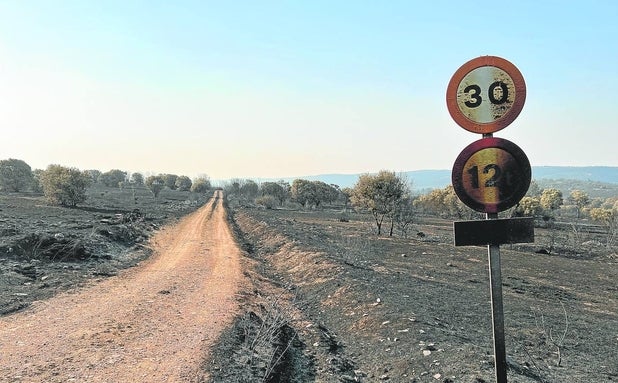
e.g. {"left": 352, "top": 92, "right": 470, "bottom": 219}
{"left": 0, "top": 190, "right": 243, "bottom": 382}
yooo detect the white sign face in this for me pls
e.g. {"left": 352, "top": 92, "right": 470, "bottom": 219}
{"left": 456, "top": 66, "right": 517, "bottom": 124}
{"left": 446, "top": 56, "right": 526, "bottom": 134}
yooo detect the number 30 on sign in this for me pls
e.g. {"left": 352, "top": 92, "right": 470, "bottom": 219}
{"left": 446, "top": 56, "right": 526, "bottom": 134}
{"left": 452, "top": 137, "right": 531, "bottom": 213}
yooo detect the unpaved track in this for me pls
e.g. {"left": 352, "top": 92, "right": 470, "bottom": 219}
{"left": 0, "top": 191, "right": 242, "bottom": 382}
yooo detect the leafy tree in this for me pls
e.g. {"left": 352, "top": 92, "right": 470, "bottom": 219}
{"left": 0, "top": 158, "right": 34, "bottom": 192}
{"left": 260, "top": 182, "right": 288, "bottom": 205}
{"left": 175, "top": 175, "right": 192, "bottom": 191}
{"left": 590, "top": 205, "right": 617, "bottom": 247}
{"left": 290, "top": 180, "right": 339, "bottom": 208}
{"left": 31, "top": 169, "right": 44, "bottom": 193}
{"left": 540, "top": 188, "right": 563, "bottom": 212}
{"left": 227, "top": 179, "right": 242, "bottom": 196}
{"left": 86, "top": 169, "right": 102, "bottom": 184}
{"left": 255, "top": 195, "right": 278, "bottom": 209}
{"left": 516, "top": 196, "right": 543, "bottom": 217}
{"left": 99, "top": 169, "right": 127, "bottom": 188}
{"left": 162, "top": 174, "right": 179, "bottom": 190}
{"left": 41, "top": 165, "right": 92, "bottom": 206}
{"left": 341, "top": 187, "right": 353, "bottom": 208}
{"left": 350, "top": 171, "right": 408, "bottom": 236}
{"left": 278, "top": 180, "right": 291, "bottom": 194}
{"left": 145, "top": 175, "right": 165, "bottom": 198}
{"left": 315, "top": 182, "right": 339, "bottom": 206}
{"left": 569, "top": 190, "right": 590, "bottom": 219}
{"left": 240, "top": 180, "right": 259, "bottom": 200}
{"left": 414, "top": 185, "right": 468, "bottom": 219}
{"left": 291, "top": 179, "right": 315, "bottom": 207}
{"left": 442, "top": 185, "right": 468, "bottom": 219}
{"left": 191, "top": 176, "right": 211, "bottom": 193}
{"left": 130, "top": 172, "right": 144, "bottom": 186}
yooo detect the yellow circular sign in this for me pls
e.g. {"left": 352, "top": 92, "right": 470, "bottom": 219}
{"left": 452, "top": 138, "right": 531, "bottom": 213}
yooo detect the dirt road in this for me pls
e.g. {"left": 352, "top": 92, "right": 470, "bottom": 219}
{"left": 0, "top": 191, "right": 243, "bottom": 382}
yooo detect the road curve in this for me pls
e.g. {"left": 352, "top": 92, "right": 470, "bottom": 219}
{"left": 0, "top": 190, "right": 243, "bottom": 382}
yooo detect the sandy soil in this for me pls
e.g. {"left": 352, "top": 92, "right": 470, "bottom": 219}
{"left": 0, "top": 190, "right": 243, "bottom": 382}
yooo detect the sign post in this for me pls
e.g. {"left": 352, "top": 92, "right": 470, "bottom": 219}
{"left": 447, "top": 56, "right": 533, "bottom": 383}
{"left": 488, "top": 236, "right": 507, "bottom": 383}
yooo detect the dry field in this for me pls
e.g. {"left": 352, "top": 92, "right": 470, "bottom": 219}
{"left": 210, "top": 205, "right": 618, "bottom": 382}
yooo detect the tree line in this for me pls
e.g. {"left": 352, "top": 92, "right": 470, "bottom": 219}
{"left": 2, "top": 158, "right": 616, "bottom": 244}
{"left": 224, "top": 171, "right": 414, "bottom": 236}
{"left": 222, "top": 172, "right": 618, "bottom": 243}
{"left": 0, "top": 158, "right": 211, "bottom": 207}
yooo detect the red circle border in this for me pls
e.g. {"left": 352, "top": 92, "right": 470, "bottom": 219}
{"left": 446, "top": 56, "right": 526, "bottom": 134}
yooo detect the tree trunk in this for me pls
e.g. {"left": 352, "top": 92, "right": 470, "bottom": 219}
{"left": 373, "top": 212, "right": 383, "bottom": 235}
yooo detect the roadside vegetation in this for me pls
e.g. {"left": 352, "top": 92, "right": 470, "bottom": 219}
{"left": 221, "top": 171, "right": 617, "bottom": 251}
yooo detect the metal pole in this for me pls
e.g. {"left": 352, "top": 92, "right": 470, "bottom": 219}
{"left": 487, "top": 212, "right": 507, "bottom": 382}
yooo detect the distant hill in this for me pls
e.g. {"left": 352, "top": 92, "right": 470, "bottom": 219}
{"left": 218, "top": 166, "right": 618, "bottom": 198}
{"left": 294, "top": 171, "right": 453, "bottom": 191}
{"left": 532, "top": 166, "right": 618, "bottom": 184}
{"left": 295, "top": 166, "right": 618, "bottom": 190}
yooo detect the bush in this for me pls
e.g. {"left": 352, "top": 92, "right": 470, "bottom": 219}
{"left": 130, "top": 172, "right": 144, "bottom": 185}
{"left": 175, "top": 175, "right": 192, "bottom": 191}
{"left": 145, "top": 175, "right": 165, "bottom": 198}
{"left": 41, "top": 165, "right": 92, "bottom": 206}
{"left": 191, "top": 177, "right": 211, "bottom": 193}
{"left": 31, "top": 169, "right": 44, "bottom": 194}
{"left": 99, "top": 169, "right": 127, "bottom": 188}
{"left": 256, "top": 195, "right": 278, "bottom": 209}
{"left": 162, "top": 174, "right": 178, "bottom": 190}
{"left": 0, "top": 158, "right": 34, "bottom": 192}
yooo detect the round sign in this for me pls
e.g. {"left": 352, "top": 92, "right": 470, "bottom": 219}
{"left": 452, "top": 137, "right": 531, "bottom": 213}
{"left": 446, "top": 56, "right": 526, "bottom": 134}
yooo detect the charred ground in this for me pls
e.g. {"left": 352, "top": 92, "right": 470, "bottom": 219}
{"left": 0, "top": 185, "right": 209, "bottom": 315}
{"left": 2, "top": 188, "right": 617, "bottom": 382}
{"left": 210, "top": 205, "right": 617, "bottom": 382}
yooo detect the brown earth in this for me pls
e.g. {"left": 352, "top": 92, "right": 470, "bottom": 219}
{"left": 0, "top": 190, "right": 243, "bottom": 382}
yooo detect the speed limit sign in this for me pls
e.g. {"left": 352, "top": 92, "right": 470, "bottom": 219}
{"left": 446, "top": 56, "right": 526, "bottom": 134}
{"left": 452, "top": 137, "right": 531, "bottom": 213}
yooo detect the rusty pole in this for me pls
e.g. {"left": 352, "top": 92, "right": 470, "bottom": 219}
{"left": 487, "top": 211, "right": 507, "bottom": 382}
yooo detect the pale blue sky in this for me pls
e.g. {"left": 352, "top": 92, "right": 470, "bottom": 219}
{"left": 0, "top": 1, "right": 616, "bottom": 179}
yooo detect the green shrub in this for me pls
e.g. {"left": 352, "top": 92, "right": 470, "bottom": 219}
{"left": 256, "top": 195, "right": 278, "bottom": 209}
{"left": 41, "top": 165, "right": 92, "bottom": 206}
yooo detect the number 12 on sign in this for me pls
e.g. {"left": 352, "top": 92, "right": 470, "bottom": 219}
{"left": 452, "top": 137, "right": 531, "bottom": 214}
{"left": 467, "top": 163, "right": 504, "bottom": 189}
